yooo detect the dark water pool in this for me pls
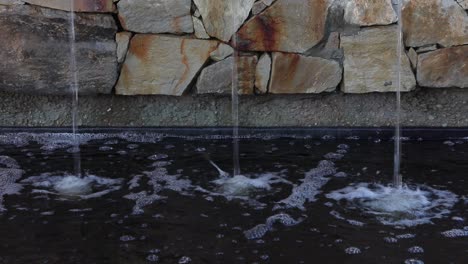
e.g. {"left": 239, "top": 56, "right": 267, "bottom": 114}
{"left": 0, "top": 131, "right": 466, "bottom": 264}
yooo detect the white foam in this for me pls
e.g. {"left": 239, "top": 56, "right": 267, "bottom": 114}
{"left": 213, "top": 174, "right": 274, "bottom": 196}
{"left": 0, "top": 156, "right": 20, "bottom": 169}
{"left": 344, "top": 247, "right": 361, "bottom": 255}
{"left": 208, "top": 160, "right": 289, "bottom": 197}
{"left": 274, "top": 160, "right": 336, "bottom": 211}
{"left": 22, "top": 173, "right": 122, "bottom": 198}
{"left": 244, "top": 213, "right": 302, "bottom": 240}
{"left": 408, "top": 246, "right": 424, "bottom": 254}
{"left": 124, "top": 166, "right": 193, "bottom": 215}
{"left": 0, "top": 156, "right": 24, "bottom": 212}
{"left": 327, "top": 183, "right": 458, "bottom": 226}
{"left": 441, "top": 229, "right": 468, "bottom": 238}
{"left": 148, "top": 154, "right": 169, "bottom": 161}
{"left": 53, "top": 176, "right": 92, "bottom": 195}
{"left": 404, "top": 259, "right": 424, "bottom": 264}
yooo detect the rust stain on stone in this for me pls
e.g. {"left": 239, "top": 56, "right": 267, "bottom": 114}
{"left": 274, "top": 53, "right": 300, "bottom": 88}
{"left": 130, "top": 35, "right": 152, "bottom": 63}
{"left": 236, "top": 8, "right": 282, "bottom": 51}
{"left": 311, "top": 0, "right": 327, "bottom": 38}
{"left": 118, "top": 13, "right": 127, "bottom": 30}
{"left": 117, "top": 64, "right": 131, "bottom": 92}
{"left": 171, "top": 17, "right": 182, "bottom": 33}
{"left": 176, "top": 38, "right": 190, "bottom": 92}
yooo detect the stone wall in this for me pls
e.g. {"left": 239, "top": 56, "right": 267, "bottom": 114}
{"left": 0, "top": 0, "right": 467, "bottom": 127}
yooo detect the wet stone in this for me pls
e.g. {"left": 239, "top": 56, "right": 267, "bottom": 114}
{"left": 0, "top": 5, "right": 118, "bottom": 95}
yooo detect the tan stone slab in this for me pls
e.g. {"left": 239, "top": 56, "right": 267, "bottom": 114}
{"left": 25, "top": 0, "right": 115, "bottom": 12}
{"left": 116, "top": 35, "right": 219, "bottom": 96}
{"left": 417, "top": 46, "right": 468, "bottom": 88}
{"left": 118, "top": 0, "right": 193, "bottom": 34}
{"left": 344, "top": 0, "right": 397, "bottom": 26}
{"left": 269, "top": 53, "right": 342, "bottom": 94}
{"left": 403, "top": 0, "right": 468, "bottom": 48}
{"left": 193, "top": 0, "right": 255, "bottom": 41}
{"left": 341, "top": 26, "right": 416, "bottom": 93}
{"left": 236, "top": 0, "right": 330, "bottom": 53}
{"left": 196, "top": 56, "right": 257, "bottom": 95}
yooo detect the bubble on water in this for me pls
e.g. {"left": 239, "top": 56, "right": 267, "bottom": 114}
{"left": 128, "top": 175, "right": 142, "bottom": 190}
{"left": 119, "top": 235, "right": 135, "bottom": 242}
{"left": 334, "top": 172, "right": 347, "bottom": 178}
{"left": 148, "top": 154, "right": 169, "bottom": 161}
{"left": 146, "top": 254, "right": 159, "bottom": 262}
{"left": 383, "top": 237, "right": 398, "bottom": 243}
{"left": 99, "top": 146, "right": 113, "bottom": 151}
{"left": 408, "top": 246, "right": 424, "bottom": 254}
{"left": 336, "top": 149, "right": 347, "bottom": 154}
{"left": 244, "top": 213, "right": 302, "bottom": 240}
{"left": 441, "top": 229, "right": 468, "bottom": 238}
{"left": 124, "top": 167, "right": 193, "bottom": 214}
{"left": 451, "top": 216, "right": 464, "bottom": 222}
{"left": 104, "top": 140, "right": 119, "bottom": 145}
{"left": 330, "top": 210, "right": 364, "bottom": 226}
{"left": 344, "top": 247, "right": 361, "bottom": 255}
{"left": 347, "top": 219, "right": 365, "bottom": 227}
{"left": 0, "top": 133, "right": 127, "bottom": 151}
{"left": 178, "top": 256, "right": 191, "bottom": 264}
{"left": 0, "top": 156, "right": 20, "bottom": 169}
{"left": 40, "top": 211, "right": 54, "bottom": 216}
{"left": 127, "top": 144, "right": 139, "bottom": 149}
{"left": 151, "top": 161, "right": 172, "bottom": 168}
{"left": 404, "top": 259, "right": 424, "bottom": 264}
{"left": 149, "top": 249, "right": 160, "bottom": 254}
{"left": 244, "top": 224, "right": 270, "bottom": 240}
{"left": 117, "top": 150, "right": 127, "bottom": 155}
{"left": 69, "top": 208, "right": 92, "bottom": 212}
{"left": 0, "top": 156, "right": 24, "bottom": 212}
{"left": 274, "top": 160, "right": 336, "bottom": 211}
{"left": 22, "top": 174, "right": 122, "bottom": 198}
{"left": 443, "top": 141, "right": 455, "bottom": 146}
{"left": 396, "top": 233, "right": 416, "bottom": 239}
{"left": 267, "top": 213, "right": 303, "bottom": 227}
{"left": 324, "top": 152, "right": 344, "bottom": 160}
{"left": 124, "top": 191, "right": 164, "bottom": 215}
{"left": 326, "top": 183, "right": 458, "bottom": 226}
{"left": 338, "top": 144, "right": 350, "bottom": 150}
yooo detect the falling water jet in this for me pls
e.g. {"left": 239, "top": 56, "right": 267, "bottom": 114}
{"left": 231, "top": 7, "right": 241, "bottom": 177}
{"left": 69, "top": 0, "right": 82, "bottom": 177}
{"left": 393, "top": 0, "right": 403, "bottom": 188}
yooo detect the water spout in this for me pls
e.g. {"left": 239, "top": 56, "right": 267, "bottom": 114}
{"left": 231, "top": 8, "right": 241, "bottom": 177}
{"left": 69, "top": 0, "right": 81, "bottom": 176}
{"left": 393, "top": 0, "right": 403, "bottom": 188}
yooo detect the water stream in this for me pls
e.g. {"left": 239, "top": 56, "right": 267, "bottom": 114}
{"left": 68, "top": 0, "right": 81, "bottom": 176}
{"left": 393, "top": 0, "right": 403, "bottom": 188}
{"left": 231, "top": 17, "right": 241, "bottom": 176}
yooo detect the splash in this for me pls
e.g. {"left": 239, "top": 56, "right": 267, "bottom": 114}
{"left": 22, "top": 173, "right": 122, "bottom": 198}
{"left": 327, "top": 183, "right": 458, "bottom": 226}
{"left": 208, "top": 159, "right": 288, "bottom": 196}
